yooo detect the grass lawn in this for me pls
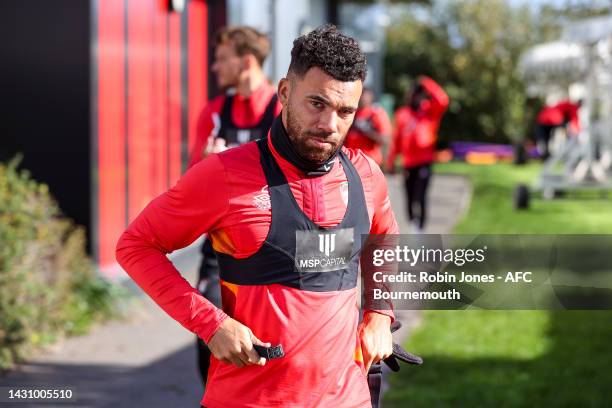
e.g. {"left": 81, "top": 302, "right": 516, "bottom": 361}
{"left": 384, "top": 162, "right": 612, "bottom": 407}
{"left": 441, "top": 162, "right": 612, "bottom": 234}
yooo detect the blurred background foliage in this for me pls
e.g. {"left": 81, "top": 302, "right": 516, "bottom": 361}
{"left": 0, "top": 157, "right": 122, "bottom": 371}
{"left": 384, "top": 0, "right": 612, "bottom": 145}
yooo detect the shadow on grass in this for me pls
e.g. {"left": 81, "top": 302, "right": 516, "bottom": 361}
{"left": 385, "top": 311, "right": 612, "bottom": 407}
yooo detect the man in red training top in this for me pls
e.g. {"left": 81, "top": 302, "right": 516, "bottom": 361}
{"left": 188, "top": 26, "right": 282, "bottom": 382}
{"left": 117, "top": 24, "right": 396, "bottom": 407}
{"left": 535, "top": 99, "right": 582, "bottom": 159}
{"left": 189, "top": 26, "right": 282, "bottom": 166}
{"left": 344, "top": 87, "right": 392, "bottom": 166}
{"left": 387, "top": 76, "right": 448, "bottom": 233}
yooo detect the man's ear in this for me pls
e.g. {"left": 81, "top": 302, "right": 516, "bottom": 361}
{"left": 240, "top": 54, "right": 252, "bottom": 72}
{"left": 242, "top": 54, "right": 260, "bottom": 71}
{"left": 278, "top": 77, "right": 291, "bottom": 107}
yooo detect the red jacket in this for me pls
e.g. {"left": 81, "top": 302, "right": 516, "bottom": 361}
{"left": 344, "top": 105, "right": 392, "bottom": 165}
{"left": 537, "top": 100, "right": 580, "bottom": 134}
{"left": 387, "top": 77, "right": 449, "bottom": 168}
{"left": 116, "top": 136, "right": 398, "bottom": 407}
{"left": 189, "top": 82, "right": 282, "bottom": 168}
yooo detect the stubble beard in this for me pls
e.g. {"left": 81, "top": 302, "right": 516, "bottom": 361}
{"left": 285, "top": 104, "right": 343, "bottom": 164}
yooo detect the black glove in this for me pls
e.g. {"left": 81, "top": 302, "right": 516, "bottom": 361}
{"left": 382, "top": 321, "right": 423, "bottom": 372}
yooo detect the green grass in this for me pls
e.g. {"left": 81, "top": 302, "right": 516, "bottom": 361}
{"left": 439, "top": 162, "right": 612, "bottom": 234}
{"left": 385, "top": 162, "right": 612, "bottom": 407}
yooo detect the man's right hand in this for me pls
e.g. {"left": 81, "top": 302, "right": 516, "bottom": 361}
{"left": 207, "top": 318, "right": 270, "bottom": 368}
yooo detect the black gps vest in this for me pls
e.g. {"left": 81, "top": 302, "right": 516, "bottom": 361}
{"left": 217, "top": 94, "right": 278, "bottom": 148}
{"left": 215, "top": 138, "right": 371, "bottom": 292}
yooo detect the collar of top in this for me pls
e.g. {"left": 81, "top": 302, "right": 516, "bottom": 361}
{"left": 269, "top": 116, "right": 337, "bottom": 177}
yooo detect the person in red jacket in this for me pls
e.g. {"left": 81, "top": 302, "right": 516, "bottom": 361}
{"left": 535, "top": 99, "right": 582, "bottom": 160}
{"left": 189, "top": 26, "right": 282, "bottom": 167}
{"left": 387, "top": 76, "right": 448, "bottom": 233}
{"left": 344, "top": 87, "right": 392, "bottom": 166}
{"left": 116, "top": 24, "right": 396, "bottom": 407}
{"left": 188, "top": 26, "right": 283, "bottom": 383}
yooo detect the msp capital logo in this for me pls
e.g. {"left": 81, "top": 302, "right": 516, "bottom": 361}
{"left": 295, "top": 228, "right": 354, "bottom": 273}
{"left": 319, "top": 233, "right": 336, "bottom": 256}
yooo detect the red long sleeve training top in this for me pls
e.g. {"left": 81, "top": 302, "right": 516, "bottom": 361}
{"left": 387, "top": 77, "right": 449, "bottom": 169}
{"left": 189, "top": 82, "right": 282, "bottom": 168}
{"left": 116, "top": 134, "right": 398, "bottom": 407}
{"left": 344, "top": 105, "right": 392, "bottom": 165}
{"left": 537, "top": 100, "right": 581, "bottom": 134}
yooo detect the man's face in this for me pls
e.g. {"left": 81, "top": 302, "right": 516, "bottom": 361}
{"left": 279, "top": 67, "right": 362, "bottom": 163}
{"left": 211, "top": 42, "right": 243, "bottom": 89}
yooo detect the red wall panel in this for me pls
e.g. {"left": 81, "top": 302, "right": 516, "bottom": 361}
{"left": 127, "top": 0, "right": 155, "bottom": 222}
{"left": 98, "top": 0, "right": 126, "bottom": 273}
{"left": 96, "top": 0, "right": 209, "bottom": 276}
{"left": 188, "top": 1, "right": 208, "bottom": 159}
{"left": 168, "top": 10, "right": 182, "bottom": 184}
{"left": 152, "top": 0, "right": 169, "bottom": 194}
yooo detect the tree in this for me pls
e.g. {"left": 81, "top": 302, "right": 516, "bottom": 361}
{"left": 385, "top": 0, "right": 540, "bottom": 144}
{"left": 385, "top": 0, "right": 612, "bottom": 144}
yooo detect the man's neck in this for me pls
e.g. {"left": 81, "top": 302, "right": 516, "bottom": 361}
{"left": 235, "top": 70, "right": 267, "bottom": 98}
{"left": 272, "top": 116, "right": 337, "bottom": 177}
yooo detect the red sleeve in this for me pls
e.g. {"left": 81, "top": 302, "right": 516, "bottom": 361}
{"left": 369, "top": 160, "right": 399, "bottom": 236}
{"left": 364, "top": 157, "right": 399, "bottom": 321}
{"left": 116, "top": 154, "right": 230, "bottom": 342}
{"left": 386, "top": 109, "right": 405, "bottom": 170}
{"left": 420, "top": 76, "right": 449, "bottom": 121}
{"left": 560, "top": 102, "right": 580, "bottom": 133}
{"left": 372, "top": 107, "right": 392, "bottom": 139}
{"left": 188, "top": 97, "right": 224, "bottom": 169}
{"left": 568, "top": 108, "right": 580, "bottom": 134}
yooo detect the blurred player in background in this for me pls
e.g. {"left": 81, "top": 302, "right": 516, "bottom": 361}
{"left": 535, "top": 99, "right": 582, "bottom": 160}
{"left": 344, "top": 87, "right": 391, "bottom": 166}
{"left": 387, "top": 76, "right": 448, "bottom": 233}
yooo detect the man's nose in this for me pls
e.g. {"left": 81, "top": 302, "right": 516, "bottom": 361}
{"left": 317, "top": 110, "right": 338, "bottom": 134}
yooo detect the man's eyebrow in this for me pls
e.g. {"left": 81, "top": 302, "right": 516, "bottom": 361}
{"left": 306, "top": 94, "right": 358, "bottom": 111}
{"left": 306, "top": 94, "right": 331, "bottom": 105}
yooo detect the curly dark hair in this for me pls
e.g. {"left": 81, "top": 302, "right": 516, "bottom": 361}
{"left": 288, "top": 24, "right": 367, "bottom": 82}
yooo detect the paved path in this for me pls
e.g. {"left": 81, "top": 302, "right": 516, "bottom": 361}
{"left": 385, "top": 173, "right": 472, "bottom": 338}
{"left": 380, "top": 173, "right": 471, "bottom": 405}
{"left": 0, "top": 248, "right": 204, "bottom": 408}
{"left": 0, "top": 174, "right": 471, "bottom": 408}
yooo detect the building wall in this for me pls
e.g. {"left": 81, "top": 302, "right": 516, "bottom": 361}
{"left": 1, "top": 1, "right": 213, "bottom": 276}
{"left": 226, "top": 0, "right": 331, "bottom": 83}
{"left": 94, "top": 0, "right": 209, "bottom": 275}
{"left": 0, "top": 1, "right": 91, "bottom": 232}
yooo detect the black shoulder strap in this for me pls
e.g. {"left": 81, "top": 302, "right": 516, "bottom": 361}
{"left": 258, "top": 94, "right": 279, "bottom": 134}
{"left": 220, "top": 94, "right": 235, "bottom": 127}
{"left": 256, "top": 137, "right": 288, "bottom": 188}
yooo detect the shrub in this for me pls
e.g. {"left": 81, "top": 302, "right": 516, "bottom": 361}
{"left": 0, "top": 157, "right": 121, "bottom": 370}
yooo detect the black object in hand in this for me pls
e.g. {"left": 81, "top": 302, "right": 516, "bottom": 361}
{"left": 381, "top": 321, "right": 423, "bottom": 372}
{"left": 253, "top": 344, "right": 285, "bottom": 360}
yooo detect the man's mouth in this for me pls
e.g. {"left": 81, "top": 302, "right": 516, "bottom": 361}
{"left": 310, "top": 137, "right": 331, "bottom": 148}
{"left": 308, "top": 134, "right": 335, "bottom": 148}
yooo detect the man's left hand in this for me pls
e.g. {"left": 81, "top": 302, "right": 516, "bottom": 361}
{"left": 358, "top": 312, "right": 393, "bottom": 373}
